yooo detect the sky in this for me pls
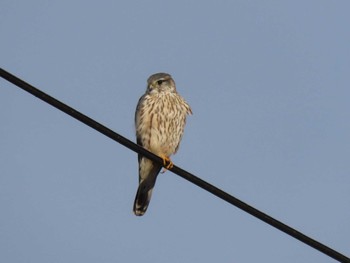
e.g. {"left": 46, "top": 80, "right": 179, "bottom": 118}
{"left": 1, "top": 1, "right": 350, "bottom": 262}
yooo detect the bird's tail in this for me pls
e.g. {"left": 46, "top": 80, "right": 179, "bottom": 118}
{"left": 133, "top": 181, "right": 154, "bottom": 216}
{"left": 133, "top": 160, "right": 161, "bottom": 216}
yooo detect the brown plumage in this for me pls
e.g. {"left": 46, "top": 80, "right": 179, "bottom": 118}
{"left": 133, "top": 73, "right": 192, "bottom": 216}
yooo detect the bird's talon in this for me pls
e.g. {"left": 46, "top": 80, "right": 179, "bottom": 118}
{"left": 166, "top": 162, "right": 173, "bottom": 169}
{"left": 160, "top": 156, "right": 173, "bottom": 173}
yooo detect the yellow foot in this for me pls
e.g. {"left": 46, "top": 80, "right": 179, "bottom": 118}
{"left": 160, "top": 155, "right": 173, "bottom": 173}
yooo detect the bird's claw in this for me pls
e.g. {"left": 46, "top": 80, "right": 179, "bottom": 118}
{"left": 160, "top": 156, "right": 173, "bottom": 173}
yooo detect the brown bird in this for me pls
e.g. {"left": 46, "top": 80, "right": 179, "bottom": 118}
{"left": 133, "top": 73, "right": 192, "bottom": 216}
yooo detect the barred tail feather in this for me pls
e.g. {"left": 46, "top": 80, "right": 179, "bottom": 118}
{"left": 133, "top": 182, "right": 154, "bottom": 216}
{"left": 133, "top": 160, "right": 161, "bottom": 216}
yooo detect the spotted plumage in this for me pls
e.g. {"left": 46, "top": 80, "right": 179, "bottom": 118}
{"left": 133, "top": 73, "right": 192, "bottom": 216}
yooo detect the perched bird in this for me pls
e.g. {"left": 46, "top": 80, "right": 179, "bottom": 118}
{"left": 133, "top": 73, "right": 192, "bottom": 216}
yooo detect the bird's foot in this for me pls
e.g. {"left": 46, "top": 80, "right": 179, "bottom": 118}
{"left": 160, "top": 155, "right": 173, "bottom": 173}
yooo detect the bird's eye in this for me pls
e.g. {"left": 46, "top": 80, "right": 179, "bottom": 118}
{"left": 157, "top": 80, "right": 164, "bottom": 85}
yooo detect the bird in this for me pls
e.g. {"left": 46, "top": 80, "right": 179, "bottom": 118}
{"left": 133, "top": 73, "right": 192, "bottom": 216}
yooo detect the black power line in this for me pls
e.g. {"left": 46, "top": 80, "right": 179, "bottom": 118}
{"left": 1, "top": 67, "right": 349, "bottom": 263}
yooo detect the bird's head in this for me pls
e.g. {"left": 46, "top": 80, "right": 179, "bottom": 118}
{"left": 146, "top": 73, "right": 176, "bottom": 94}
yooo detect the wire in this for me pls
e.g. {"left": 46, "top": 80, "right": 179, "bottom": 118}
{"left": 1, "top": 67, "right": 349, "bottom": 263}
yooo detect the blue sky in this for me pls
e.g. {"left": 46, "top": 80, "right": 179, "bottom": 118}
{"left": 1, "top": 1, "right": 349, "bottom": 262}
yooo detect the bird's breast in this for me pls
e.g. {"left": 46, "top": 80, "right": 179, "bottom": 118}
{"left": 136, "top": 93, "right": 188, "bottom": 157}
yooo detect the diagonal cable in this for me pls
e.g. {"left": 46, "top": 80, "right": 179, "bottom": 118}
{"left": 1, "top": 67, "right": 349, "bottom": 263}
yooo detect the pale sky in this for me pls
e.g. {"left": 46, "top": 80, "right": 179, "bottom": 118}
{"left": 1, "top": 1, "right": 350, "bottom": 262}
